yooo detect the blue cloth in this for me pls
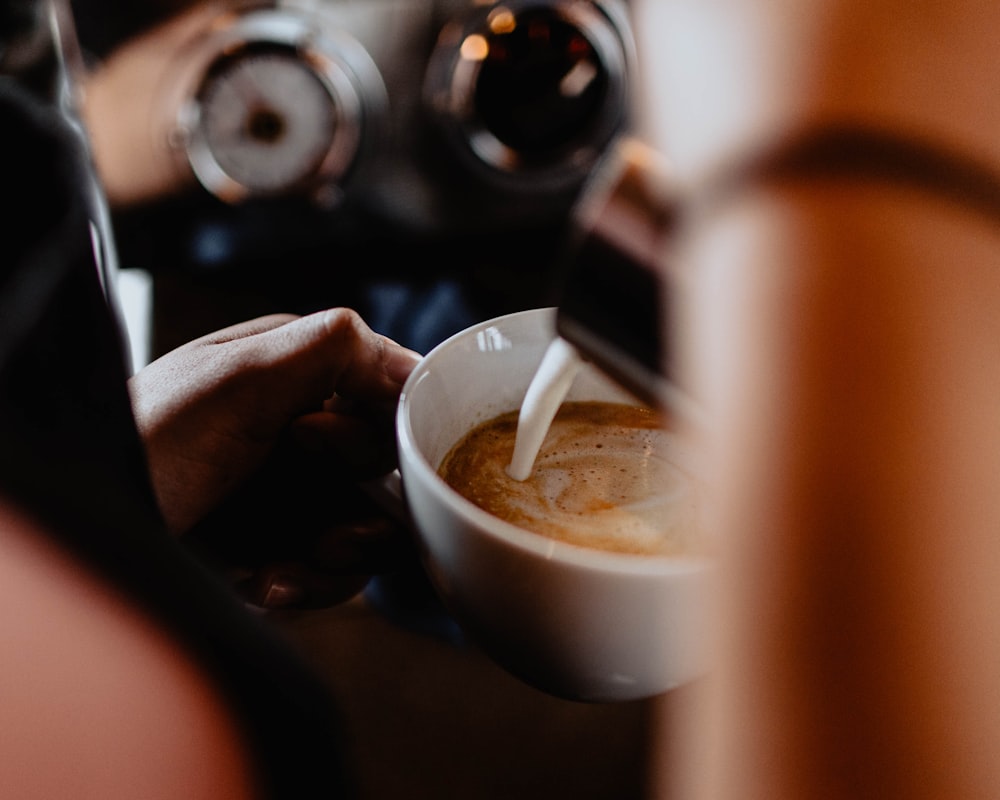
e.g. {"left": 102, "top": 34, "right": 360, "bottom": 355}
{"left": 362, "top": 278, "right": 483, "bottom": 355}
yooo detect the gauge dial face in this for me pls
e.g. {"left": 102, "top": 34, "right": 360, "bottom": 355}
{"left": 195, "top": 48, "right": 338, "bottom": 194}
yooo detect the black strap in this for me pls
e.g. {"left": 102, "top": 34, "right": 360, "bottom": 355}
{"left": 697, "top": 123, "right": 1000, "bottom": 225}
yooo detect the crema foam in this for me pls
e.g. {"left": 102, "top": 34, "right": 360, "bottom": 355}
{"left": 438, "top": 401, "right": 700, "bottom": 556}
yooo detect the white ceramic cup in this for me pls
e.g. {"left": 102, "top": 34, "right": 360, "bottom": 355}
{"left": 394, "top": 307, "right": 711, "bottom": 702}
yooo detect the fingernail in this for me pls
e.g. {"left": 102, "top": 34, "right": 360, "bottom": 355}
{"left": 261, "top": 578, "right": 306, "bottom": 609}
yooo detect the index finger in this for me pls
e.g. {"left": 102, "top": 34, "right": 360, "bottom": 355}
{"left": 254, "top": 307, "right": 422, "bottom": 405}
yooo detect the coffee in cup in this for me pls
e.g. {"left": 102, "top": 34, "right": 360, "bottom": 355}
{"left": 438, "top": 400, "right": 702, "bottom": 557}
{"left": 394, "top": 307, "right": 711, "bottom": 702}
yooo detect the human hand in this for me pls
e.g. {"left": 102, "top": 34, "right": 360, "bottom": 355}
{"left": 128, "top": 309, "right": 422, "bottom": 605}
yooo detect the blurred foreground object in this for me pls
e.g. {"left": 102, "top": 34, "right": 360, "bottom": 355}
{"left": 621, "top": 0, "right": 1000, "bottom": 798}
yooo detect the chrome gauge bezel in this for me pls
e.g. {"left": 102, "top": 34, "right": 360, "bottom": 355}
{"left": 423, "top": 0, "right": 634, "bottom": 192}
{"left": 170, "top": 7, "right": 384, "bottom": 204}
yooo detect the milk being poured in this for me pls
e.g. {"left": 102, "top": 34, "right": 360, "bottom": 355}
{"left": 507, "top": 336, "right": 584, "bottom": 481}
{"left": 472, "top": 335, "right": 699, "bottom": 555}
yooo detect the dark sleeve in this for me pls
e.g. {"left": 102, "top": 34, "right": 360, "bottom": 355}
{"left": 0, "top": 76, "right": 355, "bottom": 800}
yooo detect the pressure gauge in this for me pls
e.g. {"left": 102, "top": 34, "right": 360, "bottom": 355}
{"left": 424, "top": 0, "right": 633, "bottom": 193}
{"left": 172, "top": 8, "right": 386, "bottom": 204}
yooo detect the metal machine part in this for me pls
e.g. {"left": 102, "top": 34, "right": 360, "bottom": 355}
{"left": 149, "top": 0, "right": 633, "bottom": 228}
{"left": 167, "top": 4, "right": 386, "bottom": 206}
{"left": 554, "top": 136, "right": 693, "bottom": 415}
{"left": 424, "top": 0, "right": 634, "bottom": 194}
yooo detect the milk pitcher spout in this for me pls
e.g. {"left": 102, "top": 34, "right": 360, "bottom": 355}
{"left": 554, "top": 137, "right": 680, "bottom": 410}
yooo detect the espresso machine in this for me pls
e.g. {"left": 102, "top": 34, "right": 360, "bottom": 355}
{"left": 69, "top": 0, "right": 675, "bottom": 414}
{"left": 69, "top": 0, "right": 640, "bottom": 358}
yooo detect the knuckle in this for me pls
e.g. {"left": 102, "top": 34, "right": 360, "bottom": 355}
{"left": 320, "top": 307, "right": 364, "bottom": 342}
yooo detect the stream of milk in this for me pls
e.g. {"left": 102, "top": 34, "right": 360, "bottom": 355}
{"left": 506, "top": 336, "right": 584, "bottom": 481}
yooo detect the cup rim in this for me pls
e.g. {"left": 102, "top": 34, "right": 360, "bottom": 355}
{"left": 397, "top": 307, "right": 711, "bottom": 576}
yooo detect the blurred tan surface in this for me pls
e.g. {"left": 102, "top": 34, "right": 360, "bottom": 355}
{"left": 269, "top": 593, "right": 660, "bottom": 800}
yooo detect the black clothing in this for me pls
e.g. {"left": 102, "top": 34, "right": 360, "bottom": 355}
{"left": 0, "top": 71, "right": 352, "bottom": 800}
